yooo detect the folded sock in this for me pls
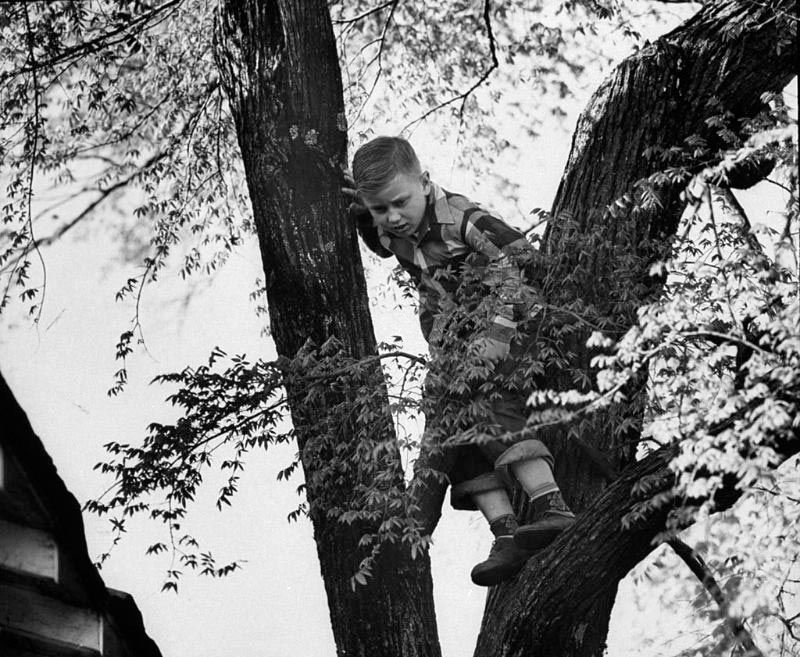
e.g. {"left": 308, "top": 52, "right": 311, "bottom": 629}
{"left": 489, "top": 513, "right": 519, "bottom": 538}
{"left": 530, "top": 491, "right": 575, "bottom": 519}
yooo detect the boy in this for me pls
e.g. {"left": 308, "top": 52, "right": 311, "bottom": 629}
{"left": 345, "top": 136, "right": 575, "bottom": 586}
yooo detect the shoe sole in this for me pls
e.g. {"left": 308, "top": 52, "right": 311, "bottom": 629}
{"left": 513, "top": 518, "right": 575, "bottom": 551}
{"left": 470, "top": 560, "right": 527, "bottom": 587}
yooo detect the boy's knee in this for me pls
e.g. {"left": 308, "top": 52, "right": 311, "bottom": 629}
{"left": 493, "top": 438, "right": 554, "bottom": 487}
{"left": 450, "top": 472, "right": 505, "bottom": 511}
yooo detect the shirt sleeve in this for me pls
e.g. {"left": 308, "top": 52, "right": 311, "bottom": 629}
{"left": 350, "top": 204, "right": 393, "bottom": 258}
{"left": 459, "top": 209, "right": 535, "bottom": 346}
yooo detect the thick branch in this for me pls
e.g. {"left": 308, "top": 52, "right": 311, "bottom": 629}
{"left": 215, "top": 1, "right": 440, "bottom": 654}
{"left": 474, "top": 425, "right": 798, "bottom": 656}
{"left": 669, "top": 538, "right": 763, "bottom": 656}
{"left": 547, "top": 0, "right": 797, "bottom": 251}
{"left": 477, "top": 1, "right": 797, "bottom": 654}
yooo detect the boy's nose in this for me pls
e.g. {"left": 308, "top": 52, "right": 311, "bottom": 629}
{"left": 388, "top": 210, "right": 402, "bottom": 224}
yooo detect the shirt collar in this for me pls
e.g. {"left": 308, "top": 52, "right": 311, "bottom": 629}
{"left": 409, "top": 181, "right": 453, "bottom": 242}
{"left": 429, "top": 181, "right": 455, "bottom": 225}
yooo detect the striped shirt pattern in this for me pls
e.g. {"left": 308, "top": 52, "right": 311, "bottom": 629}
{"left": 356, "top": 182, "right": 533, "bottom": 345}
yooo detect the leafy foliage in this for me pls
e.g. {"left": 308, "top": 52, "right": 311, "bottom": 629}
{"left": 532, "top": 109, "right": 799, "bottom": 653}
{"left": 1, "top": 0, "right": 797, "bottom": 654}
{"left": 1, "top": 0, "right": 249, "bottom": 386}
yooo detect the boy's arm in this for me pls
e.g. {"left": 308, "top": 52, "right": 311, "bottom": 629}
{"left": 460, "top": 209, "right": 536, "bottom": 359}
{"left": 351, "top": 204, "right": 394, "bottom": 259}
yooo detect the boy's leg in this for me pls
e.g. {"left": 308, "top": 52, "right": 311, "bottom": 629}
{"left": 471, "top": 487, "right": 514, "bottom": 521}
{"left": 469, "top": 487, "right": 533, "bottom": 587}
{"left": 448, "top": 447, "right": 531, "bottom": 585}
{"left": 485, "top": 398, "right": 576, "bottom": 550}
{"left": 510, "top": 458, "right": 575, "bottom": 550}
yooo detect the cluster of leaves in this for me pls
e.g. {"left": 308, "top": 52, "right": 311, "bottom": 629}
{"left": 1, "top": 0, "right": 251, "bottom": 385}
{"left": 88, "top": 336, "right": 437, "bottom": 589}
{"left": 334, "top": 0, "right": 688, "bottom": 216}
{"left": 0, "top": 0, "right": 679, "bottom": 392}
{"left": 531, "top": 105, "right": 799, "bottom": 652}
{"left": 87, "top": 237, "right": 630, "bottom": 588}
{"left": 85, "top": 345, "right": 290, "bottom": 588}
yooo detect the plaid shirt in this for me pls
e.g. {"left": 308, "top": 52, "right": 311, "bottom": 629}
{"left": 355, "top": 181, "right": 533, "bottom": 346}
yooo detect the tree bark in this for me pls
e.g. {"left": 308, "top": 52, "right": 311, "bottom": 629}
{"left": 476, "top": 1, "right": 797, "bottom": 655}
{"left": 214, "top": 2, "right": 440, "bottom": 655}
{"left": 475, "top": 430, "right": 799, "bottom": 656}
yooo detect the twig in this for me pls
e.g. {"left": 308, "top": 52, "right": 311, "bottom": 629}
{"left": 716, "top": 186, "right": 764, "bottom": 255}
{"left": 332, "top": 1, "right": 396, "bottom": 24}
{"left": 353, "top": 0, "right": 399, "bottom": 123}
{"left": 23, "top": 3, "right": 46, "bottom": 324}
{"left": 1, "top": 0, "right": 183, "bottom": 83}
{"left": 402, "top": 0, "right": 499, "bottom": 133}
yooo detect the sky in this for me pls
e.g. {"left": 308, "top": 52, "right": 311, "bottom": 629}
{"left": 1, "top": 5, "right": 796, "bottom": 656}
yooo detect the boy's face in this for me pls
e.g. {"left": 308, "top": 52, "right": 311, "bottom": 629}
{"left": 361, "top": 171, "right": 431, "bottom": 237}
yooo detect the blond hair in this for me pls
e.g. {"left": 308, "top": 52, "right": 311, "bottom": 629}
{"left": 352, "top": 136, "right": 421, "bottom": 196}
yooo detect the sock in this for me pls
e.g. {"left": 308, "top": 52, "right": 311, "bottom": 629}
{"left": 489, "top": 513, "right": 519, "bottom": 538}
{"left": 530, "top": 490, "right": 575, "bottom": 520}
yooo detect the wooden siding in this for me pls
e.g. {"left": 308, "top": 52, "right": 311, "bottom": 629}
{"left": 0, "top": 582, "right": 103, "bottom": 652}
{"left": 0, "top": 519, "right": 59, "bottom": 581}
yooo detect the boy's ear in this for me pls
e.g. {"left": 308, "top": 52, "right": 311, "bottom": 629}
{"left": 420, "top": 171, "right": 431, "bottom": 193}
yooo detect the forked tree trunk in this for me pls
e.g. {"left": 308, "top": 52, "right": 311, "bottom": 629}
{"left": 214, "top": 1, "right": 440, "bottom": 655}
{"left": 474, "top": 2, "right": 797, "bottom": 655}
{"left": 210, "top": 0, "right": 795, "bottom": 655}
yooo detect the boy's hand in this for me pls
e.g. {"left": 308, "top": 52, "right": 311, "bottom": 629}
{"left": 472, "top": 336, "right": 510, "bottom": 364}
{"left": 342, "top": 169, "right": 367, "bottom": 216}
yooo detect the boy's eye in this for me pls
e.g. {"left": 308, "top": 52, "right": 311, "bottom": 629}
{"left": 394, "top": 199, "right": 407, "bottom": 207}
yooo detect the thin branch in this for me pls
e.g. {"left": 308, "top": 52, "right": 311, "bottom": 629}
{"left": 764, "top": 177, "right": 794, "bottom": 195}
{"left": 297, "top": 350, "right": 427, "bottom": 384}
{"left": 402, "top": 0, "right": 499, "bottom": 133}
{"left": 332, "top": 1, "right": 396, "bottom": 24}
{"left": 183, "top": 83, "right": 222, "bottom": 190}
{"left": 40, "top": 151, "right": 169, "bottom": 247}
{"left": 773, "top": 613, "right": 800, "bottom": 641}
{"left": 0, "top": 157, "right": 162, "bottom": 280}
{"left": 716, "top": 186, "right": 765, "bottom": 255}
{"left": 71, "top": 92, "right": 171, "bottom": 157}
{"left": 23, "top": 3, "right": 46, "bottom": 324}
{"left": 668, "top": 538, "right": 764, "bottom": 657}
{"left": 0, "top": 0, "right": 183, "bottom": 83}
{"left": 679, "top": 330, "right": 772, "bottom": 357}
{"left": 352, "top": 0, "right": 399, "bottom": 123}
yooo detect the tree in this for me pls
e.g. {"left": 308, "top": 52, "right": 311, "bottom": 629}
{"left": 0, "top": 1, "right": 797, "bottom": 656}
{"left": 212, "top": 2, "right": 439, "bottom": 652}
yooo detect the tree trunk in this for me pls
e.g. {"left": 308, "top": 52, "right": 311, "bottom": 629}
{"left": 476, "top": 1, "right": 797, "bottom": 655}
{"left": 214, "top": 1, "right": 440, "bottom": 655}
